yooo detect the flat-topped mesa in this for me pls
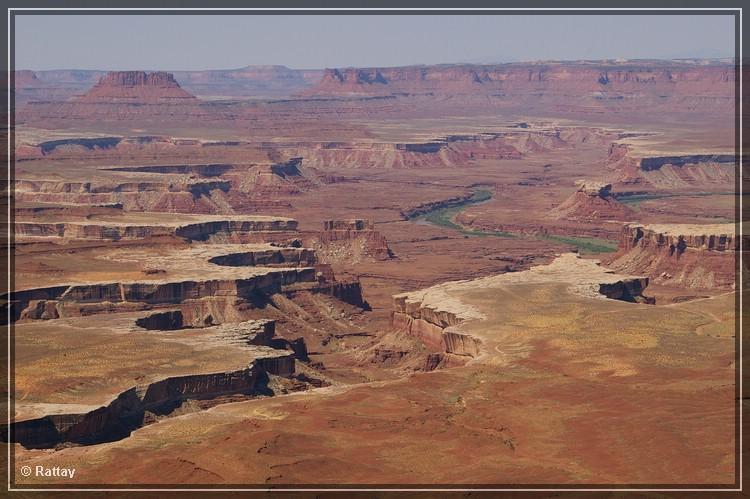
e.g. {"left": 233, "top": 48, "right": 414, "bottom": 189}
{"left": 14, "top": 175, "right": 238, "bottom": 215}
{"left": 621, "top": 223, "right": 737, "bottom": 252}
{"left": 550, "top": 179, "right": 635, "bottom": 221}
{"left": 73, "top": 71, "right": 197, "bottom": 103}
{"left": 6, "top": 346, "right": 295, "bottom": 449}
{"left": 283, "top": 131, "right": 579, "bottom": 171}
{"left": 607, "top": 223, "right": 736, "bottom": 290}
{"left": 392, "top": 253, "right": 653, "bottom": 369}
{"left": 303, "top": 61, "right": 734, "bottom": 104}
{"left": 605, "top": 144, "right": 735, "bottom": 188}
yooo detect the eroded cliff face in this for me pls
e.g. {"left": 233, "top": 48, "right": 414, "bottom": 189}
{"left": 391, "top": 254, "right": 655, "bottom": 369}
{"left": 391, "top": 293, "right": 481, "bottom": 366}
{"left": 304, "top": 219, "right": 392, "bottom": 264}
{"left": 606, "top": 223, "right": 736, "bottom": 290}
{"left": 15, "top": 179, "right": 234, "bottom": 215}
{"left": 282, "top": 131, "right": 575, "bottom": 170}
{"left": 15, "top": 217, "right": 298, "bottom": 242}
{"left": 303, "top": 62, "right": 734, "bottom": 112}
{"left": 207, "top": 247, "right": 316, "bottom": 267}
{"left": 6, "top": 316, "right": 310, "bottom": 449}
{"left": 605, "top": 143, "right": 735, "bottom": 189}
{"left": 6, "top": 359, "right": 291, "bottom": 449}
{"left": 6, "top": 268, "right": 318, "bottom": 324}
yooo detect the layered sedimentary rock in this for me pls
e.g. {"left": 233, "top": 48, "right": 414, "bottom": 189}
{"left": 226, "top": 159, "right": 324, "bottom": 205}
{"left": 283, "top": 130, "right": 574, "bottom": 170}
{"left": 19, "top": 71, "right": 231, "bottom": 125}
{"left": 14, "top": 176, "right": 236, "bottom": 214}
{"left": 14, "top": 66, "right": 322, "bottom": 103}
{"left": 392, "top": 253, "right": 653, "bottom": 366}
{"left": 14, "top": 215, "right": 297, "bottom": 242}
{"left": 308, "top": 280, "right": 370, "bottom": 310}
{"left": 6, "top": 267, "right": 317, "bottom": 323}
{"left": 550, "top": 180, "right": 635, "bottom": 221}
{"left": 15, "top": 136, "right": 267, "bottom": 162}
{"left": 7, "top": 348, "right": 295, "bottom": 449}
{"left": 72, "top": 71, "right": 197, "bottom": 103}
{"left": 304, "top": 219, "right": 392, "bottom": 263}
{"left": 207, "top": 247, "right": 316, "bottom": 267}
{"left": 607, "top": 223, "right": 736, "bottom": 289}
{"left": 303, "top": 61, "right": 734, "bottom": 112}
{"left": 605, "top": 143, "right": 735, "bottom": 188}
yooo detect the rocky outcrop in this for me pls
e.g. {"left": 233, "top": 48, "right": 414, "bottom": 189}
{"left": 174, "top": 219, "right": 298, "bottom": 241}
{"left": 605, "top": 144, "right": 735, "bottom": 189}
{"left": 312, "top": 280, "right": 370, "bottom": 310}
{"left": 606, "top": 223, "right": 736, "bottom": 290}
{"left": 550, "top": 180, "right": 635, "bottom": 221}
{"left": 392, "top": 294, "right": 478, "bottom": 356}
{"left": 6, "top": 315, "right": 300, "bottom": 449}
{"left": 305, "top": 219, "right": 392, "bottom": 263}
{"left": 15, "top": 217, "right": 298, "bottom": 242}
{"left": 283, "top": 131, "right": 570, "bottom": 170}
{"left": 8, "top": 366, "right": 260, "bottom": 448}
{"left": 14, "top": 177, "right": 235, "bottom": 215}
{"left": 73, "top": 71, "right": 197, "bottom": 103}
{"left": 303, "top": 61, "right": 734, "bottom": 112}
{"left": 208, "top": 248, "right": 315, "bottom": 267}
{"left": 6, "top": 355, "right": 295, "bottom": 449}
{"left": 14, "top": 222, "right": 174, "bottom": 241}
{"left": 323, "top": 219, "right": 373, "bottom": 231}
{"left": 392, "top": 254, "right": 654, "bottom": 363}
{"left": 18, "top": 66, "right": 321, "bottom": 102}
{"left": 105, "top": 163, "right": 232, "bottom": 176}
{"left": 639, "top": 154, "right": 736, "bottom": 172}
{"left": 135, "top": 310, "right": 186, "bottom": 330}
{"left": 5, "top": 268, "right": 317, "bottom": 324}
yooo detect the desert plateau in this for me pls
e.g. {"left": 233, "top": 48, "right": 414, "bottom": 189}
{"left": 3, "top": 13, "right": 743, "bottom": 490}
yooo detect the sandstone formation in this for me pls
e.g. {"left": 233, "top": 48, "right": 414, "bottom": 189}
{"left": 14, "top": 66, "right": 321, "bottom": 103}
{"left": 8, "top": 267, "right": 316, "bottom": 323}
{"left": 72, "top": 71, "right": 197, "bottom": 103}
{"left": 550, "top": 180, "right": 635, "bottom": 221}
{"left": 283, "top": 130, "right": 576, "bottom": 170}
{"left": 304, "top": 219, "right": 392, "bottom": 263}
{"left": 14, "top": 157, "right": 321, "bottom": 214}
{"left": 392, "top": 253, "right": 653, "bottom": 368}
{"left": 605, "top": 143, "right": 735, "bottom": 189}
{"left": 9, "top": 54, "right": 738, "bottom": 485}
{"left": 14, "top": 214, "right": 297, "bottom": 242}
{"left": 7, "top": 346, "right": 295, "bottom": 449}
{"left": 303, "top": 61, "right": 734, "bottom": 112}
{"left": 6, "top": 239, "right": 373, "bottom": 325}
{"left": 8, "top": 365, "right": 262, "bottom": 448}
{"left": 606, "top": 223, "right": 736, "bottom": 290}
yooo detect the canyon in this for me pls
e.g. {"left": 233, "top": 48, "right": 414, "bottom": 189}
{"left": 7, "top": 58, "right": 739, "bottom": 488}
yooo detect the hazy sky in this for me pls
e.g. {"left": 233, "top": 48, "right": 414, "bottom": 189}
{"left": 14, "top": 14, "right": 735, "bottom": 71}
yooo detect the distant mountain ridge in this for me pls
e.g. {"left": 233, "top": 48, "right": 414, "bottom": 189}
{"left": 301, "top": 60, "right": 735, "bottom": 98}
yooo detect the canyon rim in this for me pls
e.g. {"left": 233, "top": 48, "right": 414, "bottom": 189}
{"left": 3, "top": 8, "right": 744, "bottom": 495}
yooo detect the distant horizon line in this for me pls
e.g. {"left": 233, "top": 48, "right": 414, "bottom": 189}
{"left": 16, "top": 56, "right": 737, "bottom": 73}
